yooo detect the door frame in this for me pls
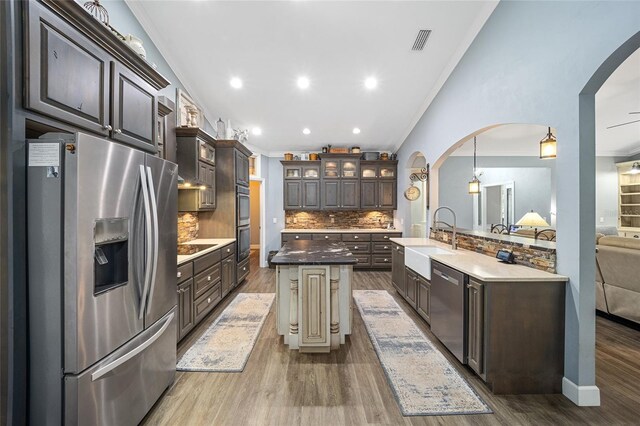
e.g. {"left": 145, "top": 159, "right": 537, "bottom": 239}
{"left": 250, "top": 176, "right": 267, "bottom": 268}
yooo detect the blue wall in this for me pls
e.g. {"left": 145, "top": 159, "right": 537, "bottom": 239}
{"left": 395, "top": 0, "right": 640, "bottom": 403}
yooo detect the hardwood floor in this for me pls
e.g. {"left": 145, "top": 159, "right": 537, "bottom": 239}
{"left": 143, "top": 251, "right": 640, "bottom": 425}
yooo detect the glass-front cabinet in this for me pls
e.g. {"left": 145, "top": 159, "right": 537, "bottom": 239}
{"left": 361, "top": 161, "right": 396, "bottom": 179}
{"left": 322, "top": 156, "right": 360, "bottom": 178}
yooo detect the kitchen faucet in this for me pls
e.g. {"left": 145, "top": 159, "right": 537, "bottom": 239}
{"left": 432, "top": 206, "right": 457, "bottom": 250}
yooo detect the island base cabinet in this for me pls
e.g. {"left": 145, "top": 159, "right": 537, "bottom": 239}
{"left": 405, "top": 268, "right": 417, "bottom": 308}
{"left": 416, "top": 275, "right": 431, "bottom": 324}
{"left": 276, "top": 264, "right": 352, "bottom": 353}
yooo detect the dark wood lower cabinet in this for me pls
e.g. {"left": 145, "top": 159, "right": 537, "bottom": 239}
{"left": 221, "top": 257, "right": 235, "bottom": 297}
{"left": 177, "top": 278, "right": 194, "bottom": 341}
{"left": 405, "top": 268, "right": 417, "bottom": 308}
{"left": 391, "top": 243, "right": 405, "bottom": 294}
{"left": 177, "top": 243, "right": 242, "bottom": 342}
{"left": 467, "top": 279, "right": 484, "bottom": 375}
{"left": 416, "top": 275, "right": 431, "bottom": 324}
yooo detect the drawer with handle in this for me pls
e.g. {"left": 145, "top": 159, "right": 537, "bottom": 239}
{"left": 237, "top": 257, "right": 250, "bottom": 283}
{"left": 193, "top": 249, "right": 221, "bottom": 274}
{"left": 221, "top": 242, "right": 236, "bottom": 259}
{"left": 194, "top": 283, "right": 221, "bottom": 323}
{"left": 194, "top": 264, "right": 221, "bottom": 300}
{"left": 353, "top": 255, "right": 371, "bottom": 267}
{"left": 345, "top": 242, "right": 371, "bottom": 253}
{"left": 341, "top": 233, "right": 371, "bottom": 242}
{"left": 372, "top": 242, "right": 393, "bottom": 253}
{"left": 311, "top": 233, "right": 342, "bottom": 241}
{"left": 371, "top": 233, "right": 402, "bottom": 242}
{"left": 282, "top": 233, "right": 312, "bottom": 242}
{"left": 177, "top": 262, "right": 193, "bottom": 283}
{"left": 371, "top": 255, "right": 393, "bottom": 266}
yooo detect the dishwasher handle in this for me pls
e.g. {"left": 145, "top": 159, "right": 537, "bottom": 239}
{"left": 433, "top": 268, "right": 459, "bottom": 285}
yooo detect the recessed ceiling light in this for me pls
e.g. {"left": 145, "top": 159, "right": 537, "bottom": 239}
{"left": 252, "top": 127, "right": 262, "bottom": 136}
{"left": 353, "top": 128, "right": 361, "bottom": 134}
{"left": 230, "top": 77, "right": 243, "bottom": 89}
{"left": 364, "top": 77, "right": 378, "bottom": 90}
{"left": 302, "top": 128, "right": 311, "bottom": 135}
{"left": 297, "top": 76, "right": 310, "bottom": 90}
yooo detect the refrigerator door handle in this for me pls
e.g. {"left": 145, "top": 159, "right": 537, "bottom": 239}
{"left": 138, "top": 165, "right": 153, "bottom": 319}
{"left": 90, "top": 312, "right": 175, "bottom": 381}
{"left": 145, "top": 166, "right": 160, "bottom": 314}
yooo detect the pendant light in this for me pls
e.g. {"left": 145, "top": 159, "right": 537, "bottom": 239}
{"left": 468, "top": 136, "right": 481, "bottom": 194}
{"left": 539, "top": 126, "right": 557, "bottom": 159}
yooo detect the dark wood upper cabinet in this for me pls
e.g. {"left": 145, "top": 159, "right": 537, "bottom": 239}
{"left": 111, "top": 62, "right": 157, "bottom": 150}
{"left": 177, "top": 128, "right": 217, "bottom": 212}
{"left": 284, "top": 181, "right": 302, "bottom": 210}
{"left": 26, "top": 3, "right": 111, "bottom": 136}
{"left": 378, "top": 180, "right": 396, "bottom": 209}
{"left": 303, "top": 180, "right": 320, "bottom": 209}
{"left": 341, "top": 180, "right": 360, "bottom": 209}
{"left": 283, "top": 157, "right": 396, "bottom": 211}
{"left": 360, "top": 180, "right": 378, "bottom": 209}
{"left": 322, "top": 180, "right": 340, "bottom": 209}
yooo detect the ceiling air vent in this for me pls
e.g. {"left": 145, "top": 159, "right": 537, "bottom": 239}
{"left": 412, "top": 29, "right": 432, "bottom": 51}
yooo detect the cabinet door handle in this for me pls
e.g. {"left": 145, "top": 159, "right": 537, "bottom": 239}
{"left": 295, "top": 236, "right": 299, "bottom": 239}
{"left": 207, "top": 276, "right": 212, "bottom": 281}
{"left": 243, "top": 267, "right": 247, "bottom": 271}
{"left": 227, "top": 248, "right": 231, "bottom": 253}
{"left": 384, "top": 258, "right": 389, "bottom": 262}
{"left": 384, "top": 246, "right": 389, "bottom": 249}
{"left": 177, "top": 271, "right": 182, "bottom": 278}
{"left": 102, "top": 124, "right": 112, "bottom": 131}
{"left": 384, "top": 236, "right": 389, "bottom": 239}
{"left": 207, "top": 297, "right": 211, "bottom": 304}
{"left": 114, "top": 128, "right": 122, "bottom": 134}
{"left": 354, "top": 236, "right": 359, "bottom": 239}
{"left": 354, "top": 246, "right": 358, "bottom": 250}
{"left": 325, "top": 236, "right": 329, "bottom": 239}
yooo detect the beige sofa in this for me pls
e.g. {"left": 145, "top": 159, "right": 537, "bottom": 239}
{"left": 596, "top": 236, "right": 640, "bottom": 324}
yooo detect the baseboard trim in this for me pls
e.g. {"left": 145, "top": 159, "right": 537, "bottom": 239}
{"left": 562, "top": 377, "right": 601, "bottom": 406}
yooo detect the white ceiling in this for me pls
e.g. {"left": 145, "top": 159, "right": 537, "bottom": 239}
{"left": 452, "top": 48, "right": 640, "bottom": 158}
{"left": 126, "top": 0, "right": 497, "bottom": 156}
{"left": 596, "top": 47, "right": 640, "bottom": 157}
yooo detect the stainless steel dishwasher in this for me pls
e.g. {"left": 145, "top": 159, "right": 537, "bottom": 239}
{"left": 430, "top": 260, "right": 468, "bottom": 364}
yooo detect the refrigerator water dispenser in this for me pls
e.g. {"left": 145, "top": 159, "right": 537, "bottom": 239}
{"left": 94, "top": 218, "right": 129, "bottom": 294}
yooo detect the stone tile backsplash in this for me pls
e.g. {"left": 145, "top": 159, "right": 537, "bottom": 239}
{"left": 430, "top": 229, "right": 557, "bottom": 273}
{"left": 285, "top": 211, "right": 394, "bottom": 229}
{"left": 178, "top": 212, "right": 198, "bottom": 244}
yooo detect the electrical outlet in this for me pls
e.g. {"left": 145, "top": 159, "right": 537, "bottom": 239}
{"left": 293, "top": 217, "right": 297, "bottom": 224}
{"left": 600, "top": 217, "right": 605, "bottom": 223}
{"left": 331, "top": 217, "right": 335, "bottom": 223}
{"left": 400, "top": 218, "right": 404, "bottom": 225}
{"left": 273, "top": 217, "right": 277, "bottom": 224}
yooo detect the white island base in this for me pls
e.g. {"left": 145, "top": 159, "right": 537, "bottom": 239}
{"left": 276, "top": 265, "right": 353, "bottom": 353}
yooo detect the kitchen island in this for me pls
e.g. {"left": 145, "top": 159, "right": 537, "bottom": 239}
{"left": 272, "top": 240, "right": 357, "bottom": 352}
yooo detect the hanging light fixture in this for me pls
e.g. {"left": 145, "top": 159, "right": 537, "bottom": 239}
{"left": 539, "top": 126, "right": 557, "bottom": 159}
{"left": 468, "top": 136, "right": 481, "bottom": 194}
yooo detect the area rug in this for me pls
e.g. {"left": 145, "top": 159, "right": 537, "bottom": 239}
{"left": 177, "top": 293, "right": 275, "bottom": 372}
{"left": 353, "top": 290, "right": 492, "bottom": 416}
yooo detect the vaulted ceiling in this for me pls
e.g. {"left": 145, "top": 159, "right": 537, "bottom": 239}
{"left": 126, "top": 0, "right": 497, "bottom": 155}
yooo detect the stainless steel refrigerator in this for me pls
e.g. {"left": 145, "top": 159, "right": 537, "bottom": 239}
{"left": 27, "top": 132, "right": 178, "bottom": 425}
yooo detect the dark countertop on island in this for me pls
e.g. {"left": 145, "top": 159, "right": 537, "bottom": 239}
{"left": 271, "top": 240, "right": 358, "bottom": 265}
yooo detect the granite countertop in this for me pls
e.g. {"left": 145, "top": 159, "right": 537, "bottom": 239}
{"left": 390, "top": 238, "right": 568, "bottom": 283}
{"left": 271, "top": 240, "right": 358, "bottom": 265}
{"left": 177, "top": 238, "right": 236, "bottom": 265}
{"left": 281, "top": 228, "right": 402, "bottom": 234}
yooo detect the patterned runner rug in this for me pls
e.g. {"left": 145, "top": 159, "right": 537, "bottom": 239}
{"left": 177, "top": 293, "right": 275, "bottom": 372}
{"left": 353, "top": 290, "right": 492, "bottom": 416}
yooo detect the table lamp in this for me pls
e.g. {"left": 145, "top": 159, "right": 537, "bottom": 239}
{"left": 515, "top": 210, "right": 549, "bottom": 238}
